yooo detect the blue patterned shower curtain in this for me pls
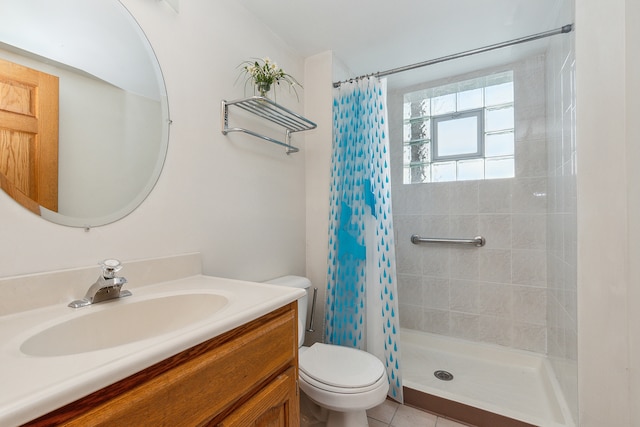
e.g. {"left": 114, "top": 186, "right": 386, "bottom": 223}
{"left": 325, "top": 77, "right": 403, "bottom": 401}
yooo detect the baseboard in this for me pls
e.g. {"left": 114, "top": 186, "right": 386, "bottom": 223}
{"left": 403, "top": 387, "right": 538, "bottom": 427}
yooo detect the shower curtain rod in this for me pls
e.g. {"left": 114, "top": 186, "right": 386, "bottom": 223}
{"left": 332, "top": 24, "right": 574, "bottom": 88}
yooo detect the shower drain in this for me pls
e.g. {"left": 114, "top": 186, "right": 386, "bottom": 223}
{"left": 434, "top": 370, "right": 454, "bottom": 381}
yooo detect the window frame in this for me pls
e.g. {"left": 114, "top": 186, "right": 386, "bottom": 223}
{"left": 431, "top": 108, "right": 484, "bottom": 162}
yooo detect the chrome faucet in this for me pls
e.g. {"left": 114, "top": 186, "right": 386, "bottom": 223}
{"left": 68, "top": 259, "right": 132, "bottom": 308}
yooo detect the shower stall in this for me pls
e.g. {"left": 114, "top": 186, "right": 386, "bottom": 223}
{"left": 385, "top": 5, "right": 577, "bottom": 426}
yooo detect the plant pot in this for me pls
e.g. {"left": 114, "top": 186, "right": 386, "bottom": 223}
{"left": 257, "top": 81, "right": 271, "bottom": 98}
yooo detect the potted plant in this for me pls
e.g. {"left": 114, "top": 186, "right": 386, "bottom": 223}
{"left": 237, "top": 57, "right": 301, "bottom": 100}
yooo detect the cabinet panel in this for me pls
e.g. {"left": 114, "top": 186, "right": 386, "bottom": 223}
{"left": 24, "top": 304, "right": 298, "bottom": 427}
{"left": 218, "top": 367, "right": 298, "bottom": 427}
{"left": 66, "top": 309, "right": 295, "bottom": 426}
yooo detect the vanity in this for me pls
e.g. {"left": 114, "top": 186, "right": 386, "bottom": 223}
{"left": 25, "top": 305, "right": 299, "bottom": 426}
{"left": 0, "top": 254, "right": 304, "bottom": 426}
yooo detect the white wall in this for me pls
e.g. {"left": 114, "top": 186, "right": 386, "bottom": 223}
{"left": 303, "top": 51, "right": 333, "bottom": 345}
{"left": 576, "top": 0, "right": 634, "bottom": 425}
{"left": 0, "top": 0, "right": 307, "bottom": 282}
{"left": 626, "top": 0, "right": 640, "bottom": 423}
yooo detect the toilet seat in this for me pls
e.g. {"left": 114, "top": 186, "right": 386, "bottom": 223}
{"left": 299, "top": 343, "right": 386, "bottom": 394}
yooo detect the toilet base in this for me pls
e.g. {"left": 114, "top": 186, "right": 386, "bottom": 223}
{"left": 300, "top": 390, "right": 372, "bottom": 427}
{"left": 327, "top": 409, "right": 369, "bottom": 427}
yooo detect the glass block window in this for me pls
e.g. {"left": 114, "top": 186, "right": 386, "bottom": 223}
{"left": 403, "top": 71, "right": 515, "bottom": 184}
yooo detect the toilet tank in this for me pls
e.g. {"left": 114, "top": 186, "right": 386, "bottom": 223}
{"left": 264, "top": 275, "right": 310, "bottom": 347}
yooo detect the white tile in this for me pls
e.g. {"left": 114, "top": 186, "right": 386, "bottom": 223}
{"left": 398, "top": 274, "right": 424, "bottom": 306}
{"left": 422, "top": 214, "right": 450, "bottom": 236}
{"left": 449, "top": 249, "right": 478, "bottom": 281}
{"left": 423, "top": 277, "right": 450, "bottom": 310}
{"left": 478, "top": 179, "right": 512, "bottom": 214}
{"left": 512, "top": 214, "right": 546, "bottom": 250}
{"left": 478, "top": 315, "right": 513, "bottom": 347}
{"left": 395, "top": 215, "right": 423, "bottom": 275}
{"left": 368, "top": 418, "right": 389, "bottom": 427}
{"left": 449, "top": 280, "right": 478, "bottom": 314}
{"left": 513, "top": 55, "right": 546, "bottom": 110}
{"left": 512, "top": 322, "right": 546, "bottom": 352}
{"left": 512, "top": 177, "right": 547, "bottom": 214}
{"left": 449, "top": 312, "right": 480, "bottom": 340}
{"left": 449, "top": 181, "right": 479, "bottom": 214}
{"left": 390, "top": 404, "right": 437, "bottom": 427}
{"left": 423, "top": 183, "right": 451, "bottom": 215}
{"left": 477, "top": 282, "right": 512, "bottom": 317}
{"left": 512, "top": 249, "right": 547, "bottom": 286}
{"left": 367, "top": 399, "right": 399, "bottom": 424}
{"left": 478, "top": 249, "right": 512, "bottom": 283}
{"left": 477, "top": 214, "right": 511, "bottom": 249}
{"left": 547, "top": 213, "right": 564, "bottom": 253}
{"left": 421, "top": 247, "right": 451, "bottom": 278}
{"left": 512, "top": 285, "right": 547, "bottom": 325}
{"left": 448, "top": 215, "right": 479, "bottom": 239}
{"left": 515, "top": 137, "right": 547, "bottom": 178}
{"left": 399, "top": 304, "right": 422, "bottom": 329}
{"left": 515, "top": 104, "right": 546, "bottom": 142}
{"left": 421, "top": 308, "right": 450, "bottom": 334}
{"left": 393, "top": 184, "right": 426, "bottom": 215}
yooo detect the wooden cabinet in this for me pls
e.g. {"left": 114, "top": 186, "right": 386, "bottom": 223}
{"left": 24, "top": 303, "right": 299, "bottom": 427}
{"left": 218, "top": 367, "right": 298, "bottom": 427}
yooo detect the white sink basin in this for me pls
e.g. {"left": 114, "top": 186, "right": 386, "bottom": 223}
{"left": 0, "top": 273, "right": 305, "bottom": 427}
{"left": 20, "top": 293, "right": 228, "bottom": 357}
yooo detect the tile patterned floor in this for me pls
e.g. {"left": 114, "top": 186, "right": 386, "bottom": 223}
{"left": 366, "top": 399, "right": 475, "bottom": 427}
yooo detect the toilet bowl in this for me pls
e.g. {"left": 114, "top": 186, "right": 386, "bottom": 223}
{"left": 265, "top": 276, "right": 389, "bottom": 427}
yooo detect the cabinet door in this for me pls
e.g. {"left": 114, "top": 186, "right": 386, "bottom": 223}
{"left": 218, "top": 367, "right": 299, "bottom": 427}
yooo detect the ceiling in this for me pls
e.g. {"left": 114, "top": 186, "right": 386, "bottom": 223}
{"left": 238, "top": 0, "right": 572, "bottom": 88}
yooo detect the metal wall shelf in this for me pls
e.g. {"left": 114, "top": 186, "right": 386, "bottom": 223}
{"left": 221, "top": 96, "right": 317, "bottom": 154}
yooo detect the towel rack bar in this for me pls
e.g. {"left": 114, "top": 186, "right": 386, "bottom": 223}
{"left": 410, "top": 234, "right": 486, "bottom": 247}
{"left": 221, "top": 96, "right": 316, "bottom": 154}
{"left": 234, "top": 102, "right": 310, "bottom": 131}
{"left": 223, "top": 126, "right": 299, "bottom": 153}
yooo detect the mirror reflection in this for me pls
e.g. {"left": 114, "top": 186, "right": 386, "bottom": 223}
{"left": 0, "top": 0, "right": 170, "bottom": 227}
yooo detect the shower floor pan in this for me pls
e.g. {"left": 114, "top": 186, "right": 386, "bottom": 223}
{"left": 401, "top": 329, "right": 574, "bottom": 427}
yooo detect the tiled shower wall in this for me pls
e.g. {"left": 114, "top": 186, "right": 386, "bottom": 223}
{"left": 545, "top": 31, "right": 578, "bottom": 421}
{"left": 389, "top": 56, "right": 549, "bottom": 353}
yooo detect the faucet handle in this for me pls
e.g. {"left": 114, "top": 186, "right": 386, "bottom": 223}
{"left": 100, "top": 259, "right": 122, "bottom": 279}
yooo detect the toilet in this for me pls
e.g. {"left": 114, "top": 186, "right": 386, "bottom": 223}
{"left": 265, "top": 276, "right": 389, "bottom": 427}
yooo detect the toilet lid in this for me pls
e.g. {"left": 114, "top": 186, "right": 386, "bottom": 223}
{"left": 299, "top": 343, "right": 385, "bottom": 389}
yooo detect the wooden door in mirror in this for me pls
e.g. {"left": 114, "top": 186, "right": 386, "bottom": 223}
{"left": 0, "top": 58, "right": 58, "bottom": 213}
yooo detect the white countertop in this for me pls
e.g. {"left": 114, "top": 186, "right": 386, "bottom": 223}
{"left": 0, "top": 274, "right": 304, "bottom": 426}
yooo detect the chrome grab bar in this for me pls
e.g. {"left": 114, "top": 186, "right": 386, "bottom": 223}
{"left": 410, "top": 234, "right": 486, "bottom": 247}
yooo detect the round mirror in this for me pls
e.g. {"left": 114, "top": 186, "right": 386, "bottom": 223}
{"left": 0, "top": 0, "right": 170, "bottom": 227}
